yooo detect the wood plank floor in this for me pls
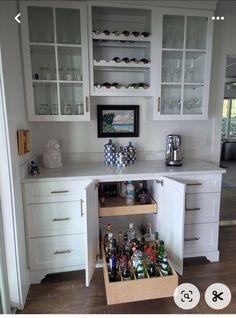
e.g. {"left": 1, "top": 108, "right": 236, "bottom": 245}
{"left": 17, "top": 226, "right": 236, "bottom": 314}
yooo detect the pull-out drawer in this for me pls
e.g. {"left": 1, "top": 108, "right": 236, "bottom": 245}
{"left": 102, "top": 248, "right": 178, "bottom": 305}
{"left": 174, "top": 174, "right": 222, "bottom": 193}
{"left": 185, "top": 193, "right": 220, "bottom": 224}
{"left": 28, "top": 234, "right": 85, "bottom": 270}
{"left": 23, "top": 180, "right": 91, "bottom": 204}
{"left": 25, "top": 201, "right": 85, "bottom": 238}
{"left": 184, "top": 223, "right": 219, "bottom": 254}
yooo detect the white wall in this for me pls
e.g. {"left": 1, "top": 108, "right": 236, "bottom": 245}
{"left": 0, "top": 1, "right": 31, "bottom": 308}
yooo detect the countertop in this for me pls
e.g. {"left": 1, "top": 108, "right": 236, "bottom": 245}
{"left": 23, "top": 159, "right": 225, "bottom": 183}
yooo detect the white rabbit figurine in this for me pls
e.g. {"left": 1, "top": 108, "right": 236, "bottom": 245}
{"left": 42, "top": 139, "right": 63, "bottom": 169}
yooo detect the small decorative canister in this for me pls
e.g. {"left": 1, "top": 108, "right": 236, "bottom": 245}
{"left": 104, "top": 139, "right": 116, "bottom": 165}
{"left": 115, "top": 146, "right": 129, "bottom": 168}
{"left": 125, "top": 141, "right": 136, "bottom": 164}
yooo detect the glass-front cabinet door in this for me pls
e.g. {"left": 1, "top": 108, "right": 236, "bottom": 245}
{"left": 153, "top": 8, "right": 213, "bottom": 120}
{"left": 21, "top": 1, "right": 90, "bottom": 121}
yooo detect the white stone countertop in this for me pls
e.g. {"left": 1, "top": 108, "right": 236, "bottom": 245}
{"left": 22, "top": 160, "right": 225, "bottom": 183}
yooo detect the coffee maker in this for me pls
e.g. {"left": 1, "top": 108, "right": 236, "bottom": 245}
{"left": 165, "top": 134, "right": 183, "bottom": 166}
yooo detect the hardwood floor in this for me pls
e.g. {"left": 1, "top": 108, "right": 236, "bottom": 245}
{"left": 17, "top": 226, "right": 236, "bottom": 314}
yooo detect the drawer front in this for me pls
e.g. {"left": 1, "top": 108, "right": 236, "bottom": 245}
{"left": 28, "top": 234, "right": 85, "bottom": 270}
{"left": 175, "top": 174, "right": 222, "bottom": 193}
{"left": 185, "top": 193, "right": 220, "bottom": 224}
{"left": 24, "top": 180, "right": 91, "bottom": 204}
{"left": 25, "top": 201, "right": 85, "bottom": 238}
{"left": 184, "top": 223, "right": 219, "bottom": 254}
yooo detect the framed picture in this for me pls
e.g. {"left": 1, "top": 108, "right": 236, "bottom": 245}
{"left": 97, "top": 105, "right": 139, "bottom": 138}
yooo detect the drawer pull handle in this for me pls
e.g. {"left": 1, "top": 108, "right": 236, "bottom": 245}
{"left": 157, "top": 97, "right": 161, "bottom": 112}
{"left": 51, "top": 190, "right": 69, "bottom": 194}
{"left": 80, "top": 198, "right": 84, "bottom": 217}
{"left": 54, "top": 250, "right": 71, "bottom": 255}
{"left": 184, "top": 237, "right": 200, "bottom": 242}
{"left": 52, "top": 217, "right": 70, "bottom": 222}
{"left": 186, "top": 183, "right": 202, "bottom": 186}
{"left": 186, "top": 208, "right": 201, "bottom": 211}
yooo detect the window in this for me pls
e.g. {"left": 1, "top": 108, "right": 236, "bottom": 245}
{"left": 221, "top": 98, "right": 236, "bottom": 140}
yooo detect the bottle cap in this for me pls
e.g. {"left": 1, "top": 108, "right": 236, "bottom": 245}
{"left": 129, "top": 222, "right": 134, "bottom": 229}
{"left": 108, "top": 233, "right": 113, "bottom": 239}
{"left": 160, "top": 240, "right": 164, "bottom": 245}
{"left": 106, "top": 224, "right": 112, "bottom": 231}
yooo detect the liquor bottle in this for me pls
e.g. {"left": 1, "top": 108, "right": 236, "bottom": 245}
{"left": 132, "top": 31, "right": 140, "bottom": 37}
{"left": 104, "top": 224, "right": 112, "bottom": 249}
{"left": 119, "top": 244, "right": 127, "bottom": 263}
{"left": 135, "top": 258, "right": 145, "bottom": 279}
{"left": 144, "top": 223, "right": 154, "bottom": 245}
{"left": 102, "top": 82, "right": 111, "bottom": 89}
{"left": 141, "top": 32, "right": 150, "bottom": 37}
{"left": 121, "top": 255, "right": 131, "bottom": 280}
{"left": 105, "top": 232, "right": 114, "bottom": 263}
{"left": 140, "top": 236, "right": 146, "bottom": 252}
{"left": 135, "top": 181, "right": 148, "bottom": 202}
{"left": 148, "top": 254, "right": 157, "bottom": 277}
{"left": 154, "top": 231, "right": 160, "bottom": 252}
{"left": 127, "top": 222, "right": 136, "bottom": 245}
{"left": 122, "top": 57, "right": 130, "bottom": 63}
{"left": 156, "top": 240, "right": 166, "bottom": 265}
{"left": 132, "top": 246, "right": 142, "bottom": 269}
{"left": 112, "top": 57, "right": 121, "bottom": 63}
{"left": 126, "top": 181, "right": 135, "bottom": 205}
{"left": 109, "top": 255, "right": 118, "bottom": 282}
{"left": 160, "top": 256, "right": 172, "bottom": 276}
{"left": 140, "top": 58, "right": 149, "bottom": 64}
{"left": 122, "top": 30, "right": 130, "bottom": 36}
{"left": 103, "top": 30, "right": 110, "bottom": 35}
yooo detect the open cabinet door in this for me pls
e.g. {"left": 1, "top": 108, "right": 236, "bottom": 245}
{"left": 84, "top": 180, "right": 98, "bottom": 286}
{"left": 157, "top": 177, "right": 186, "bottom": 275}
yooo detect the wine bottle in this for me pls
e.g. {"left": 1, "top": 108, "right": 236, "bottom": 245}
{"left": 140, "top": 58, "right": 149, "bottom": 64}
{"left": 132, "top": 31, "right": 140, "bottom": 37}
{"left": 112, "top": 31, "right": 121, "bottom": 36}
{"left": 93, "top": 30, "right": 101, "bottom": 35}
{"left": 130, "top": 58, "right": 139, "bottom": 63}
{"left": 112, "top": 57, "right": 121, "bottom": 63}
{"left": 103, "top": 30, "right": 110, "bottom": 35}
{"left": 141, "top": 32, "right": 150, "bottom": 37}
{"left": 111, "top": 82, "right": 122, "bottom": 89}
{"left": 102, "top": 82, "right": 111, "bottom": 89}
{"left": 122, "top": 57, "right": 130, "bottom": 63}
{"left": 122, "top": 30, "right": 130, "bottom": 36}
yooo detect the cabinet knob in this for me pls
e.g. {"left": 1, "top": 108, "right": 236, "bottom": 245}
{"left": 157, "top": 97, "right": 161, "bottom": 112}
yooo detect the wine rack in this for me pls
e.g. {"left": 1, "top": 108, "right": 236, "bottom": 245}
{"left": 90, "top": 5, "right": 152, "bottom": 96}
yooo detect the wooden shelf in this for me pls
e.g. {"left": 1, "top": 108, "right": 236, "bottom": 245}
{"left": 99, "top": 196, "right": 157, "bottom": 217}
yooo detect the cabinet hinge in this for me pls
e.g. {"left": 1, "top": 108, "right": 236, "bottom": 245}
{"left": 156, "top": 179, "right": 164, "bottom": 186}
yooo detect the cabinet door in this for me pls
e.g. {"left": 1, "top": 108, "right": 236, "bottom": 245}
{"left": 157, "top": 177, "right": 186, "bottom": 275}
{"left": 152, "top": 8, "right": 213, "bottom": 120}
{"left": 20, "top": 1, "right": 90, "bottom": 121}
{"left": 83, "top": 180, "right": 98, "bottom": 287}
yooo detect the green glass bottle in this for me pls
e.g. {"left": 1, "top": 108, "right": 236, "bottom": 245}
{"left": 160, "top": 256, "right": 172, "bottom": 276}
{"left": 156, "top": 240, "right": 166, "bottom": 265}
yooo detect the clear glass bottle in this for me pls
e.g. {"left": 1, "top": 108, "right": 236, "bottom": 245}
{"left": 160, "top": 256, "right": 172, "bottom": 276}
{"left": 127, "top": 222, "right": 137, "bottom": 245}
{"left": 144, "top": 223, "right": 154, "bottom": 245}
{"left": 104, "top": 224, "right": 112, "bottom": 250}
{"left": 135, "top": 258, "right": 145, "bottom": 279}
{"left": 126, "top": 181, "right": 134, "bottom": 205}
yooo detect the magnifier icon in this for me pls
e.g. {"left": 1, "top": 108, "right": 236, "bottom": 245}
{"left": 184, "top": 293, "right": 190, "bottom": 300}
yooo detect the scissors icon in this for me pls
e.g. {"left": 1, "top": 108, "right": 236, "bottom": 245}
{"left": 212, "top": 290, "right": 224, "bottom": 302}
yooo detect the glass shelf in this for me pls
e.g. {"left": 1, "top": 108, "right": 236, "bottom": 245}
{"left": 30, "top": 45, "right": 56, "bottom": 80}
{"left": 58, "top": 47, "right": 82, "bottom": 81}
{"left": 161, "top": 84, "right": 181, "bottom": 115}
{"left": 28, "top": 7, "right": 54, "bottom": 43}
{"left": 162, "top": 15, "right": 185, "bottom": 49}
{"left": 60, "top": 83, "right": 84, "bottom": 115}
{"left": 33, "top": 83, "right": 58, "bottom": 115}
{"left": 56, "top": 8, "right": 81, "bottom": 45}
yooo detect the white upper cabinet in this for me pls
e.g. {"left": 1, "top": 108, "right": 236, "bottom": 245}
{"left": 20, "top": 1, "right": 90, "bottom": 121}
{"left": 88, "top": 3, "right": 154, "bottom": 96}
{"left": 151, "top": 8, "right": 213, "bottom": 120}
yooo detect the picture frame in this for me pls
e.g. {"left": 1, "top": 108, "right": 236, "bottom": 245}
{"left": 97, "top": 105, "right": 139, "bottom": 138}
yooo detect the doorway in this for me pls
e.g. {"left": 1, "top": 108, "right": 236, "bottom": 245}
{"left": 220, "top": 55, "right": 236, "bottom": 225}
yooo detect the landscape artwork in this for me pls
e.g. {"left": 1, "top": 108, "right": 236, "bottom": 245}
{"left": 97, "top": 105, "right": 139, "bottom": 137}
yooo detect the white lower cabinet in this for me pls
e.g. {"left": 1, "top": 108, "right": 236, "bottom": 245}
{"left": 23, "top": 171, "right": 222, "bottom": 303}
{"left": 23, "top": 179, "right": 98, "bottom": 285}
